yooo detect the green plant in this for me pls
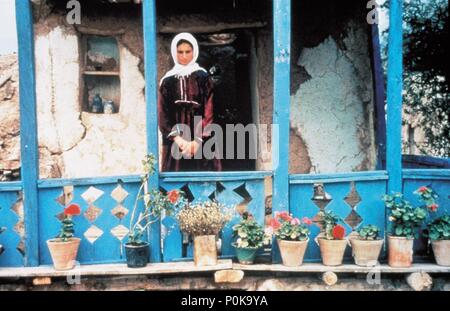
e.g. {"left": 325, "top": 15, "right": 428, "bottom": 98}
{"left": 57, "top": 203, "right": 81, "bottom": 242}
{"left": 317, "top": 210, "right": 346, "bottom": 240}
{"left": 232, "top": 212, "right": 267, "bottom": 249}
{"left": 357, "top": 225, "right": 380, "bottom": 240}
{"left": 176, "top": 200, "right": 233, "bottom": 236}
{"left": 268, "top": 211, "right": 312, "bottom": 241}
{"left": 426, "top": 215, "right": 450, "bottom": 241}
{"left": 128, "top": 154, "right": 186, "bottom": 245}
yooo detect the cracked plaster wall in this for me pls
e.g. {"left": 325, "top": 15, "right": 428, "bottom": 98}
{"left": 34, "top": 14, "right": 146, "bottom": 178}
{"left": 289, "top": 20, "right": 377, "bottom": 173}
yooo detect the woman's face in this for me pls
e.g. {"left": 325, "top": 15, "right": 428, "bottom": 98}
{"left": 177, "top": 42, "right": 194, "bottom": 65}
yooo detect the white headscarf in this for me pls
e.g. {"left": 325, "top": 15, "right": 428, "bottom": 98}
{"left": 159, "top": 33, "right": 207, "bottom": 86}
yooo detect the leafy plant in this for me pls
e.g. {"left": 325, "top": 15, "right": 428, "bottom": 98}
{"left": 176, "top": 200, "right": 233, "bottom": 236}
{"left": 426, "top": 215, "right": 450, "bottom": 241}
{"left": 128, "top": 154, "right": 186, "bottom": 245}
{"left": 383, "top": 186, "right": 438, "bottom": 239}
{"left": 232, "top": 212, "right": 268, "bottom": 249}
{"left": 57, "top": 203, "right": 81, "bottom": 242}
{"left": 317, "top": 210, "right": 346, "bottom": 240}
{"left": 268, "top": 211, "right": 312, "bottom": 241}
{"left": 357, "top": 225, "right": 380, "bottom": 241}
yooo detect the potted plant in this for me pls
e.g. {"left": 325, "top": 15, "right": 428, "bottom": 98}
{"left": 315, "top": 210, "right": 347, "bottom": 266}
{"left": 426, "top": 214, "right": 450, "bottom": 266}
{"left": 383, "top": 186, "right": 436, "bottom": 267}
{"left": 47, "top": 203, "right": 81, "bottom": 270}
{"left": 349, "top": 224, "right": 384, "bottom": 266}
{"left": 232, "top": 212, "right": 268, "bottom": 264}
{"left": 176, "top": 200, "right": 232, "bottom": 266}
{"left": 268, "top": 211, "right": 312, "bottom": 266}
{"left": 126, "top": 154, "right": 185, "bottom": 268}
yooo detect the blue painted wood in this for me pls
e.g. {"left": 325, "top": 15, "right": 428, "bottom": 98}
{"left": 38, "top": 175, "right": 141, "bottom": 188}
{"left": 402, "top": 169, "right": 450, "bottom": 180}
{"left": 386, "top": 0, "right": 403, "bottom": 194}
{"left": 0, "top": 191, "right": 24, "bottom": 267}
{"left": 160, "top": 179, "right": 266, "bottom": 262}
{"left": 160, "top": 171, "right": 271, "bottom": 182}
{"left": 370, "top": 23, "right": 387, "bottom": 170}
{"left": 272, "top": 0, "right": 291, "bottom": 263}
{"left": 39, "top": 182, "right": 141, "bottom": 265}
{"left": 143, "top": 0, "right": 161, "bottom": 263}
{"left": 402, "top": 155, "right": 450, "bottom": 169}
{"left": 0, "top": 182, "right": 23, "bottom": 192}
{"left": 290, "top": 171, "right": 389, "bottom": 184}
{"left": 15, "top": 0, "right": 39, "bottom": 267}
{"left": 289, "top": 180, "right": 387, "bottom": 262}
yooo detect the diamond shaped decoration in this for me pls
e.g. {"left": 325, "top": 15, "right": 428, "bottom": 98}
{"left": 111, "top": 204, "right": 129, "bottom": 220}
{"left": 312, "top": 212, "right": 325, "bottom": 230}
{"left": 16, "top": 240, "right": 26, "bottom": 257}
{"left": 111, "top": 184, "right": 129, "bottom": 203}
{"left": 84, "top": 205, "right": 103, "bottom": 223}
{"left": 56, "top": 186, "right": 74, "bottom": 207}
{"left": 180, "top": 184, "right": 194, "bottom": 202}
{"left": 344, "top": 182, "right": 362, "bottom": 208}
{"left": 344, "top": 209, "right": 363, "bottom": 229}
{"left": 234, "top": 183, "right": 253, "bottom": 204}
{"left": 84, "top": 225, "right": 104, "bottom": 244}
{"left": 56, "top": 211, "right": 66, "bottom": 221}
{"left": 311, "top": 183, "right": 332, "bottom": 210}
{"left": 81, "top": 186, "right": 104, "bottom": 204}
{"left": 111, "top": 224, "right": 129, "bottom": 241}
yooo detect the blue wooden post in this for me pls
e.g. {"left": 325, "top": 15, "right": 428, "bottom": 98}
{"left": 15, "top": 0, "right": 39, "bottom": 266}
{"left": 272, "top": 0, "right": 291, "bottom": 262}
{"left": 370, "top": 24, "right": 387, "bottom": 171}
{"left": 386, "top": 0, "right": 403, "bottom": 194}
{"left": 142, "top": 0, "right": 161, "bottom": 262}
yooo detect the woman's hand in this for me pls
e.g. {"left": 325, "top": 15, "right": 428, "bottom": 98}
{"left": 174, "top": 136, "right": 188, "bottom": 151}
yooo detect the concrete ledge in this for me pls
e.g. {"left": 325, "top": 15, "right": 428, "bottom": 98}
{"left": 233, "top": 263, "right": 450, "bottom": 274}
{"left": 0, "top": 259, "right": 233, "bottom": 278}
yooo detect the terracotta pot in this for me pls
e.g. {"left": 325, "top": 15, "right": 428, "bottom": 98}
{"left": 193, "top": 235, "right": 217, "bottom": 266}
{"left": 349, "top": 238, "right": 384, "bottom": 266}
{"left": 277, "top": 238, "right": 309, "bottom": 267}
{"left": 47, "top": 238, "right": 81, "bottom": 270}
{"left": 431, "top": 239, "right": 450, "bottom": 266}
{"left": 317, "top": 238, "right": 347, "bottom": 266}
{"left": 388, "top": 236, "right": 414, "bottom": 267}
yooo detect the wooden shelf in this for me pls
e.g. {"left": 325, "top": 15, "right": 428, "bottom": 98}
{"left": 83, "top": 71, "right": 120, "bottom": 76}
{"left": 233, "top": 263, "right": 450, "bottom": 274}
{"left": 0, "top": 259, "right": 233, "bottom": 278}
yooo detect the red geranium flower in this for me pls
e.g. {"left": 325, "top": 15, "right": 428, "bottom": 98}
{"left": 332, "top": 225, "right": 346, "bottom": 239}
{"left": 167, "top": 190, "right": 180, "bottom": 204}
{"left": 277, "top": 211, "right": 292, "bottom": 222}
{"left": 64, "top": 203, "right": 81, "bottom": 216}
{"left": 302, "top": 217, "right": 313, "bottom": 225}
{"left": 268, "top": 217, "right": 282, "bottom": 230}
{"left": 428, "top": 203, "right": 439, "bottom": 212}
{"left": 418, "top": 186, "right": 428, "bottom": 193}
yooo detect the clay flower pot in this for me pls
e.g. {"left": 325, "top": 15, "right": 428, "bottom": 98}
{"left": 47, "top": 237, "right": 81, "bottom": 270}
{"left": 431, "top": 240, "right": 450, "bottom": 266}
{"left": 277, "top": 239, "right": 309, "bottom": 267}
{"left": 317, "top": 238, "right": 347, "bottom": 266}
{"left": 388, "top": 236, "right": 414, "bottom": 267}
{"left": 193, "top": 235, "right": 218, "bottom": 266}
{"left": 349, "top": 238, "right": 384, "bottom": 266}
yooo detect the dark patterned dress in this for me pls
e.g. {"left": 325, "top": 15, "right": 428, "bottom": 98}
{"left": 158, "top": 70, "right": 222, "bottom": 172}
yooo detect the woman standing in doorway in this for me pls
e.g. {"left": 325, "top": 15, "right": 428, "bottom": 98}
{"left": 158, "top": 33, "right": 222, "bottom": 172}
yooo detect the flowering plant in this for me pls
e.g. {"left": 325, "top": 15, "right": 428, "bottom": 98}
{"left": 232, "top": 212, "right": 268, "bottom": 248}
{"left": 57, "top": 203, "right": 81, "bottom": 242}
{"left": 317, "top": 210, "right": 346, "bottom": 240}
{"left": 176, "top": 200, "right": 233, "bottom": 236}
{"left": 383, "top": 186, "right": 438, "bottom": 239}
{"left": 267, "top": 211, "right": 312, "bottom": 241}
{"left": 356, "top": 224, "right": 380, "bottom": 240}
{"left": 426, "top": 215, "right": 450, "bottom": 241}
{"left": 128, "top": 154, "right": 186, "bottom": 245}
